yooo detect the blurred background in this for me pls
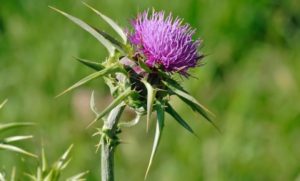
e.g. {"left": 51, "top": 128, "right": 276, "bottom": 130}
{"left": 1, "top": 0, "right": 300, "bottom": 180}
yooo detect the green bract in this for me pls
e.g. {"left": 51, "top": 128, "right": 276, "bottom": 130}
{"left": 51, "top": 3, "right": 216, "bottom": 178}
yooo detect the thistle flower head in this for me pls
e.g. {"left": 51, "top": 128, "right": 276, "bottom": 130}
{"left": 129, "top": 10, "right": 203, "bottom": 74}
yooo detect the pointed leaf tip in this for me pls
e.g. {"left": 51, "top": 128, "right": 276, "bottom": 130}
{"left": 49, "top": 6, "right": 115, "bottom": 55}
{"left": 165, "top": 103, "right": 197, "bottom": 137}
{"left": 0, "top": 144, "right": 37, "bottom": 158}
{"left": 55, "top": 65, "right": 120, "bottom": 98}
{"left": 92, "top": 27, "right": 127, "bottom": 54}
{"left": 145, "top": 103, "right": 164, "bottom": 179}
{"left": 164, "top": 80, "right": 220, "bottom": 132}
{"left": 82, "top": 2, "right": 127, "bottom": 43}
{"left": 0, "top": 122, "right": 35, "bottom": 132}
{"left": 56, "top": 144, "right": 74, "bottom": 169}
{"left": 74, "top": 57, "right": 104, "bottom": 71}
{"left": 3, "top": 135, "right": 34, "bottom": 143}
{"left": 141, "top": 80, "right": 157, "bottom": 132}
{"left": 66, "top": 170, "right": 89, "bottom": 181}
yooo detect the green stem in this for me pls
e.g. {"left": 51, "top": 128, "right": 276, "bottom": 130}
{"left": 101, "top": 103, "right": 125, "bottom": 181}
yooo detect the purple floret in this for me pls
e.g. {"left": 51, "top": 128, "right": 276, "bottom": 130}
{"left": 129, "top": 10, "right": 203, "bottom": 74}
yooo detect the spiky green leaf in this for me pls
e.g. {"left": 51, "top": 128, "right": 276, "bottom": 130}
{"left": 3, "top": 135, "right": 33, "bottom": 143}
{"left": 82, "top": 2, "right": 127, "bottom": 43}
{"left": 66, "top": 171, "right": 89, "bottom": 181}
{"left": 166, "top": 81, "right": 212, "bottom": 114}
{"left": 55, "top": 144, "right": 73, "bottom": 169}
{"left": 45, "top": 145, "right": 73, "bottom": 181}
{"left": 87, "top": 88, "right": 132, "bottom": 128}
{"left": 0, "top": 143, "right": 37, "bottom": 158}
{"left": 0, "top": 122, "right": 34, "bottom": 133}
{"left": 43, "top": 170, "right": 54, "bottom": 181}
{"left": 179, "top": 97, "right": 220, "bottom": 131}
{"left": 49, "top": 6, "right": 115, "bottom": 55}
{"left": 141, "top": 79, "right": 157, "bottom": 132}
{"left": 145, "top": 102, "right": 164, "bottom": 179}
{"left": 164, "top": 81, "right": 219, "bottom": 130}
{"left": 61, "top": 159, "right": 72, "bottom": 170}
{"left": 74, "top": 57, "right": 104, "bottom": 71}
{"left": 93, "top": 28, "right": 126, "bottom": 54}
{"left": 165, "top": 103, "right": 196, "bottom": 136}
{"left": 56, "top": 64, "right": 120, "bottom": 98}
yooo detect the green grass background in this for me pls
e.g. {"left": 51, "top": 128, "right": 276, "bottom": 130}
{"left": 1, "top": 0, "right": 300, "bottom": 180}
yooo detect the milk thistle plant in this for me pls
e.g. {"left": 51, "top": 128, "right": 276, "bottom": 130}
{"left": 51, "top": 3, "right": 216, "bottom": 180}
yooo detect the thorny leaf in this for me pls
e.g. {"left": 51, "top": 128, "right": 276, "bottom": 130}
{"left": 145, "top": 102, "right": 164, "bottom": 179}
{"left": 164, "top": 80, "right": 219, "bottom": 131}
{"left": 49, "top": 6, "right": 115, "bottom": 55}
{"left": 66, "top": 171, "right": 89, "bottom": 181}
{"left": 93, "top": 27, "right": 127, "bottom": 54}
{"left": 56, "top": 64, "right": 120, "bottom": 98}
{"left": 0, "top": 122, "right": 34, "bottom": 132}
{"left": 141, "top": 79, "right": 157, "bottom": 132}
{"left": 82, "top": 2, "right": 127, "bottom": 43}
{"left": 0, "top": 144, "right": 37, "bottom": 158}
{"left": 74, "top": 57, "right": 104, "bottom": 71}
{"left": 165, "top": 103, "right": 196, "bottom": 136}
{"left": 3, "top": 135, "right": 33, "bottom": 143}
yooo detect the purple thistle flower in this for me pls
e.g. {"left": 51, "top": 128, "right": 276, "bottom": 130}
{"left": 129, "top": 10, "right": 203, "bottom": 75}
